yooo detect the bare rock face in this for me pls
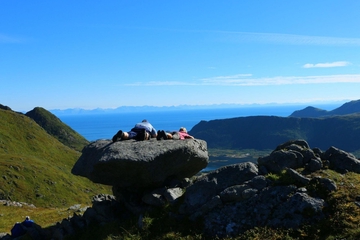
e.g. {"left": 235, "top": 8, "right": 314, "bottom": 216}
{"left": 258, "top": 139, "right": 320, "bottom": 174}
{"left": 71, "top": 139, "right": 209, "bottom": 189}
{"left": 324, "top": 146, "right": 360, "bottom": 173}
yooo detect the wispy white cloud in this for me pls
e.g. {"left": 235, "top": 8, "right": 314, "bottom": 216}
{"left": 0, "top": 34, "right": 22, "bottom": 43}
{"left": 200, "top": 74, "right": 360, "bottom": 86}
{"left": 201, "top": 74, "right": 253, "bottom": 84}
{"left": 124, "top": 74, "right": 360, "bottom": 87}
{"left": 113, "top": 26, "right": 360, "bottom": 46}
{"left": 125, "top": 81, "right": 195, "bottom": 86}
{"left": 303, "top": 61, "right": 351, "bottom": 68}
{"left": 217, "top": 31, "right": 360, "bottom": 46}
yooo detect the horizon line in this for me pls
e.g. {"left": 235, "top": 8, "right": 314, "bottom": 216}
{"left": 46, "top": 99, "right": 352, "bottom": 112}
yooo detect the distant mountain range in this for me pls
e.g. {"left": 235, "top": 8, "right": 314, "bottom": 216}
{"left": 49, "top": 104, "right": 260, "bottom": 115}
{"left": 289, "top": 99, "right": 360, "bottom": 118}
{"left": 48, "top": 101, "right": 347, "bottom": 116}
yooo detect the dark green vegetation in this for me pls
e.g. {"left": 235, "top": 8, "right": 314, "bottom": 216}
{"left": 26, "top": 107, "right": 89, "bottom": 151}
{"left": 189, "top": 114, "right": 360, "bottom": 153}
{"left": 0, "top": 108, "right": 111, "bottom": 232}
{"left": 290, "top": 99, "right": 360, "bottom": 118}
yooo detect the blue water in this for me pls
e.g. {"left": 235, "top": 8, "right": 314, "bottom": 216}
{"left": 57, "top": 104, "right": 339, "bottom": 172}
{"left": 57, "top": 104, "right": 338, "bottom": 141}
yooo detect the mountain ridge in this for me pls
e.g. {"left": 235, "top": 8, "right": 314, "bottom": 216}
{"left": 25, "top": 107, "right": 89, "bottom": 151}
{"left": 289, "top": 99, "right": 360, "bottom": 118}
{"left": 189, "top": 113, "right": 360, "bottom": 153}
{"left": 0, "top": 108, "right": 111, "bottom": 207}
{"left": 49, "top": 101, "right": 346, "bottom": 116}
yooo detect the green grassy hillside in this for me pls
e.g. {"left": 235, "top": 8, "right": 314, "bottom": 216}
{"left": 0, "top": 109, "right": 111, "bottom": 208}
{"left": 25, "top": 107, "right": 89, "bottom": 151}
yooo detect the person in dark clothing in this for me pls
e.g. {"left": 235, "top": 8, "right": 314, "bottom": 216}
{"left": 112, "top": 119, "right": 157, "bottom": 142}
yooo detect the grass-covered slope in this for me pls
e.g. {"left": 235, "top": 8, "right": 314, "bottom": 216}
{"left": 25, "top": 107, "right": 89, "bottom": 151}
{"left": 0, "top": 109, "right": 111, "bottom": 208}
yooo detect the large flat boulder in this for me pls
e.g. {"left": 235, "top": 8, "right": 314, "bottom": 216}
{"left": 71, "top": 139, "right": 208, "bottom": 189}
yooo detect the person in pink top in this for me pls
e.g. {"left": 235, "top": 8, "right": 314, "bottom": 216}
{"left": 157, "top": 127, "right": 194, "bottom": 140}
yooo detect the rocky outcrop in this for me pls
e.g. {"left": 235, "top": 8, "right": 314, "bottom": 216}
{"left": 71, "top": 138, "right": 209, "bottom": 189}
{"left": 5, "top": 139, "right": 360, "bottom": 239}
{"left": 69, "top": 138, "right": 360, "bottom": 238}
{"left": 179, "top": 162, "right": 259, "bottom": 217}
{"left": 324, "top": 146, "right": 360, "bottom": 173}
{"left": 257, "top": 139, "right": 360, "bottom": 175}
{"left": 258, "top": 139, "right": 319, "bottom": 174}
{"left": 173, "top": 139, "right": 355, "bottom": 237}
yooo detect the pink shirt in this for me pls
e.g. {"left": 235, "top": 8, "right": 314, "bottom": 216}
{"left": 178, "top": 131, "right": 192, "bottom": 139}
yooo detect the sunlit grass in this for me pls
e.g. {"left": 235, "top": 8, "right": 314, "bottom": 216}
{"left": 0, "top": 204, "right": 85, "bottom": 233}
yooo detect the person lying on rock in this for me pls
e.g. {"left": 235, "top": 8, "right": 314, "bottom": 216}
{"left": 112, "top": 119, "right": 157, "bottom": 142}
{"left": 157, "top": 127, "right": 194, "bottom": 140}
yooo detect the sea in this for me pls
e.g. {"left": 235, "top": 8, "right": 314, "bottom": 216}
{"left": 56, "top": 104, "right": 339, "bottom": 142}
{"left": 56, "top": 104, "right": 340, "bottom": 171}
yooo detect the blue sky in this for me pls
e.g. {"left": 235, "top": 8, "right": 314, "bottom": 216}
{"left": 1, "top": 1, "right": 360, "bottom": 112}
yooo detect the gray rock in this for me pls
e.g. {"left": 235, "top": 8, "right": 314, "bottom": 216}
{"left": 283, "top": 144, "right": 318, "bottom": 163}
{"left": 324, "top": 146, "right": 360, "bottom": 173}
{"left": 286, "top": 168, "right": 310, "bottom": 186}
{"left": 68, "top": 204, "right": 81, "bottom": 211}
{"left": 190, "top": 195, "right": 223, "bottom": 221}
{"left": 268, "top": 192, "right": 326, "bottom": 229}
{"left": 274, "top": 139, "right": 310, "bottom": 151}
{"left": 305, "top": 158, "right": 323, "bottom": 172}
{"left": 312, "top": 147, "right": 323, "bottom": 159}
{"left": 71, "top": 139, "right": 208, "bottom": 188}
{"left": 140, "top": 187, "right": 185, "bottom": 207}
{"left": 92, "top": 194, "right": 116, "bottom": 203}
{"left": 258, "top": 150, "right": 303, "bottom": 173}
{"left": 258, "top": 140, "right": 321, "bottom": 174}
{"left": 163, "top": 187, "right": 184, "bottom": 203}
{"left": 248, "top": 175, "right": 268, "bottom": 190}
{"left": 89, "top": 194, "right": 124, "bottom": 223}
{"left": 142, "top": 188, "right": 166, "bottom": 207}
{"left": 178, "top": 177, "right": 218, "bottom": 215}
{"left": 179, "top": 162, "right": 258, "bottom": 214}
{"left": 200, "top": 195, "right": 222, "bottom": 213}
{"left": 203, "top": 185, "right": 298, "bottom": 237}
{"left": 198, "top": 162, "right": 259, "bottom": 192}
{"left": 309, "top": 176, "right": 337, "bottom": 195}
{"left": 242, "top": 188, "right": 258, "bottom": 199}
{"left": 219, "top": 184, "right": 250, "bottom": 203}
